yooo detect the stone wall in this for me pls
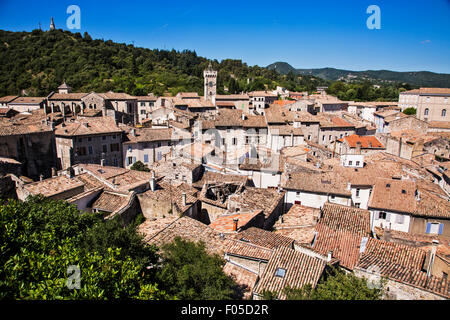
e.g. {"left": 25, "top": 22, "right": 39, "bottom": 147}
{"left": 354, "top": 269, "right": 446, "bottom": 300}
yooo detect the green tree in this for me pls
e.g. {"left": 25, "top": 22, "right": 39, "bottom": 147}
{"left": 283, "top": 268, "right": 385, "bottom": 300}
{"left": 157, "top": 237, "right": 237, "bottom": 300}
{"left": 0, "top": 196, "right": 165, "bottom": 300}
{"left": 130, "top": 161, "right": 150, "bottom": 172}
{"left": 403, "top": 107, "right": 417, "bottom": 115}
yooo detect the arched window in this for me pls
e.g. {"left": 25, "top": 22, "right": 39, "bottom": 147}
{"left": 424, "top": 108, "right": 429, "bottom": 116}
{"left": 442, "top": 109, "right": 447, "bottom": 117}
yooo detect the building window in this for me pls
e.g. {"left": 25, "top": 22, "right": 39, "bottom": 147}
{"left": 426, "top": 223, "right": 443, "bottom": 235}
{"left": 274, "top": 268, "right": 286, "bottom": 278}
{"left": 355, "top": 203, "right": 360, "bottom": 208}
{"left": 88, "top": 146, "right": 93, "bottom": 155}
{"left": 88, "top": 137, "right": 92, "bottom": 142}
{"left": 349, "top": 161, "right": 353, "bottom": 166}
{"left": 396, "top": 214, "right": 404, "bottom": 224}
{"left": 442, "top": 109, "right": 447, "bottom": 117}
{"left": 78, "top": 138, "right": 83, "bottom": 143}
{"left": 110, "top": 143, "right": 120, "bottom": 152}
{"left": 102, "top": 145, "right": 107, "bottom": 153}
{"left": 379, "top": 212, "right": 387, "bottom": 220}
{"left": 128, "top": 145, "right": 132, "bottom": 152}
{"left": 245, "top": 136, "right": 250, "bottom": 144}
{"left": 296, "top": 191, "right": 300, "bottom": 196}
{"left": 356, "top": 161, "right": 360, "bottom": 166}
{"left": 76, "top": 146, "right": 87, "bottom": 156}
{"left": 356, "top": 188, "right": 360, "bottom": 197}
{"left": 127, "top": 157, "right": 133, "bottom": 165}
{"left": 102, "top": 136, "right": 106, "bottom": 140}
{"left": 232, "top": 138, "right": 237, "bottom": 145}
{"left": 424, "top": 108, "right": 429, "bottom": 116}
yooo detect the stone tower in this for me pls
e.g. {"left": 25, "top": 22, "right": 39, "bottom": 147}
{"left": 50, "top": 17, "right": 55, "bottom": 31}
{"left": 203, "top": 62, "right": 217, "bottom": 102}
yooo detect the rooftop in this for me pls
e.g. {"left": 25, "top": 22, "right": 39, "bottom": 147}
{"left": 253, "top": 246, "right": 328, "bottom": 299}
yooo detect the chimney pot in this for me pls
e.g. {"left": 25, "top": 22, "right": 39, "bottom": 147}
{"left": 327, "top": 251, "right": 333, "bottom": 262}
{"left": 232, "top": 218, "right": 239, "bottom": 232}
{"left": 182, "top": 193, "right": 187, "bottom": 207}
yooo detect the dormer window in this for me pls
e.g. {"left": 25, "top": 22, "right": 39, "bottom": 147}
{"left": 401, "top": 189, "right": 406, "bottom": 194}
{"left": 386, "top": 183, "right": 391, "bottom": 188}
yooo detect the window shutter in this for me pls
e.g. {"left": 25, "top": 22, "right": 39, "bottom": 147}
{"left": 144, "top": 154, "right": 149, "bottom": 163}
{"left": 374, "top": 212, "right": 379, "bottom": 220}
{"left": 386, "top": 213, "right": 391, "bottom": 222}
{"left": 132, "top": 157, "right": 136, "bottom": 164}
{"left": 438, "top": 223, "right": 444, "bottom": 235}
{"left": 425, "top": 223, "right": 431, "bottom": 234}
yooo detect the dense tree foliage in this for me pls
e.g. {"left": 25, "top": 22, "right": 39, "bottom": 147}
{"left": 0, "top": 196, "right": 165, "bottom": 299}
{"left": 326, "top": 80, "right": 407, "bottom": 102}
{"left": 156, "top": 237, "right": 237, "bottom": 300}
{"left": 0, "top": 29, "right": 327, "bottom": 97}
{"left": 403, "top": 107, "right": 417, "bottom": 115}
{"left": 263, "top": 268, "right": 385, "bottom": 300}
{"left": 130, "top": 161, "right": 150, "bottom": 172}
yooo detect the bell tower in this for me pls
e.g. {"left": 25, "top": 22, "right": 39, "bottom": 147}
{"left": 203, "top": 62, "right": 217, "bottom": 102}
{"left": 50, "top": 17, "right": 55, "bottom": 31}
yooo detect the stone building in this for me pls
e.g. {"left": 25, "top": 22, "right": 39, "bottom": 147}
{"left": 54, "top": 117, "right": 123, "bottom": 170}
{"left": 399, "top": 88, "right": 450, "bottom": 123}
{"left": 0, "top": 112, "right": 57, "bottom": 179}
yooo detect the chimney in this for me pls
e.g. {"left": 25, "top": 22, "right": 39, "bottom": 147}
{"left": 182, "top": 193, "right": 187, "bottom": 207}
{"left": 51, "top": 167, "right": 57, "bottom": 177}
{"left": 398, "top": 137, "right": 403, "bottom": 157}
{"left": 150, "top": 171, "right": 156, "bottom": 191}
{"left": 356, "top": 141, "right": 362, "bottom": 155}
{"left": 39, "top": 174, "right": 44, "bottom": 181}
{"left": 327, "top": 251, "right": 333, "bottom": 262}
{"left": 427, "top": 240, "right": 439, "bottom": 277}
{"left": 100, "top": 159, "right": 106, "bottom": 167}
{"left": 232, "top": 218, "right": 239, "bottom": 232}
{"left": 241, "top": 113, "right": 246, "bottom": 121}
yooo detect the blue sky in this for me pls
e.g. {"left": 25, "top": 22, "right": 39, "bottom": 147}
{"left": 0, "top": 0, "right": 449, "bottom": 73}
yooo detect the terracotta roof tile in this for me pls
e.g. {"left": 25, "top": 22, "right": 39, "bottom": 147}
{"left": 253, "top": 246, "right": 327, "bottom": 299}
{"left": 233, "top": 227, "right": 294, "bottom": 250}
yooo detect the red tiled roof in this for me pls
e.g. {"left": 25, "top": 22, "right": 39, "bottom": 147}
{"left": 320, "top": 203, "right": 371, "bottom": 237}
{"left": 312, "top": 223, "right": 363, "bottom": 270}
{"left": 356, "top": 255, "right": 449, "bottom": 299}
{"left": 234, "top": 227, "right": 294, "bottom": 250}
{"left": 342, "top": 135, "right": 384, "bottom": 149}
{"left": 209, "top": 211, "right": 263, "bottom": 233}
{"left": 225, "top": 239, "right": 274, "bottom": 261}
{"left": 253, "top": 246, "right": 327, "bottom": 299}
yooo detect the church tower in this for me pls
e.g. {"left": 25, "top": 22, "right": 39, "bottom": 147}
{"left": 203, "top": 62, "right": 217, "bottom": 102}
{"left": 50, "top": 17, "right": 55, "bottom": 31}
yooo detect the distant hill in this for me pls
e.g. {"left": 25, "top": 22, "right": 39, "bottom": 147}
{"left": 267, "top": 62, "right": 450, "bottom": 88}
{"left": 0, "top": 29, "right": 325, "bottom": 97}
